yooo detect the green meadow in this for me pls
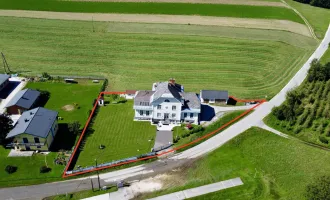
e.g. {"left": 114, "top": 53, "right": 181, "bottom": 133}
{"left": 0, "top": 0, "right": 303, "bottom": 23}
{"left": 0, "top": 17, "right": 317, "bottom": 99}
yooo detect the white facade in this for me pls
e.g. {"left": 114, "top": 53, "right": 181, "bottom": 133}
{"left": 133, "top": 80, "right": 200, "bottom": 124}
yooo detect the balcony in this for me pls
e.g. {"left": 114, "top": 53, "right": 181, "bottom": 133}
{"left": 133, "top": 105, "right": 153, "bottom": 110}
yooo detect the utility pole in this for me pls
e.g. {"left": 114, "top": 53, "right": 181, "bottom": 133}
{"left": 95, "top": 159, "right": 101, "bottom": 190}
{"left": 1, "top": 52, "right": 11, "bottom": 73}
{"left": 90, "top": 178, "right": 94, "bottom": 192}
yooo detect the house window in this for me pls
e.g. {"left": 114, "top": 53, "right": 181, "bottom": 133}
{"left": 190, "top": 113, "right": 194, "bottom": 118}
{"left": 23, "top": 138, "right": 29, "bottom": 143}
{"left": 157, "top": 113, "right": 161, "bottom": 117}
{"left": 157, "top": 105, "right": 161, "bottom": 110}
{"left": 184, "top": 113, "right": 187, "bottom": 118}
{"left": 34, "top": 137, "right": 40, "bottom": 143}
{"left": 172, "top": 113, "right": 176, "bottom": 118}
{"left": 165, "top": 99, "right": 170, "bottom": 102}
{"left": 139, "top": 110, "right": 143, "bottom": 115}
{"left": 146, "top": 111, "right": 150, "bottom": 116}
{"left": 172, "top": 106, "right": 176, "bottom": 111}
{"left": 37, "top": 146, "right": 41, "bottom": 149}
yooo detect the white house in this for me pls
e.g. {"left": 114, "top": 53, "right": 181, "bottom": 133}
{"left": 133, "top": 79, "right": 201, "bottom": 125}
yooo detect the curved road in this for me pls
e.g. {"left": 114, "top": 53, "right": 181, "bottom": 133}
{"left": 1, "top": 25, "right": 330, "bottom": 200}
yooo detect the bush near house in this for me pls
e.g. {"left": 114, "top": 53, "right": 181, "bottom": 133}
{"left": 5, "top": 165, "right": 17, "bottom": 174}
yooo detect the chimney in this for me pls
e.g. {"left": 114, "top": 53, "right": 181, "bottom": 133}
{"left": 169, "top": 78, "right": 175, "bottom": 85}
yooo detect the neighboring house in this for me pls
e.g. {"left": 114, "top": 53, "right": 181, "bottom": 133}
{"left": 0, "top": 74, "right": 10, "bottom": 92}
{"left": 121, "top": 90, "right": 136, "bottom": 99}
{"left": 6, "top": 107, "right": 58, "bottom": 151}
{"left": 134, "top": 79, "right": 201, "bottom": 124}
{"left": 200, "top": 90, "right": 229, "bottom": 104}
{"left": 5, "top": 89, "right": 40, "bottom": 115}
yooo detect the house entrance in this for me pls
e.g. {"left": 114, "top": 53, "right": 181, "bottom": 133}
{"left": 164, "top": 113, "right": 169, "bottom": 119}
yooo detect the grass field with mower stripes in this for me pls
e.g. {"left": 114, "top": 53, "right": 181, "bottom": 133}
{"left": 0, "top": 17, "right": 317, "bottom": 99}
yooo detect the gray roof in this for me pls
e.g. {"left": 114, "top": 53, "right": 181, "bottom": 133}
{"left": 5, "top": 89, "right": 40, "bottom": 109}
{"left": 134, "top": 90, "right": 155, "bottom": 106}
{"left": 0, "top": 74, "right": 9, "bottom": 85}
{"left": 200, "top": 90, "right": 228, "bottom": 100}
{"left": 153, "top": 82, "right": 183, "bottom": 102}
{"left": 6, "top": 107, "right": 58, "bottom": 139}
{"left": 183, "top": 92, "right": 201, "bottom": 110}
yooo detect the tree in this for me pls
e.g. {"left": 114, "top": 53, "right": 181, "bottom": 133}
{"left": 306, "top": 176, "right": 330, "bottom": 200}
{"left": 68, "top": 121, "right": 81, "bottom": 135}
{"left": 41, "top": 72, "right": 52, "bottom": 80}
{"left": 0, "top": 114, "right": 13, "bottom": 146}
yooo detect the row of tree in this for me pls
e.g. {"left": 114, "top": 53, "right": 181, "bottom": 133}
{"left": 294, "top": 0, "right": 330, "bottom": 9}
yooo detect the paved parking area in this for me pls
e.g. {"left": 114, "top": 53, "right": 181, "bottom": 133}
{"left": 153, "top": 131, "right": 173, "bottom": 151}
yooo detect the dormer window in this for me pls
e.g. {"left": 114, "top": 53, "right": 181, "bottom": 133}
{"left": 164, "top": 99, "right": 170, "bottom": 102}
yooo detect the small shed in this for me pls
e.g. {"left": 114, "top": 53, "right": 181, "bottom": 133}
{"left": 124, "top": 90, "right": 137, "bottom": 99}
{"left": 200, "top": 90, "right": 229, "bottom": 104}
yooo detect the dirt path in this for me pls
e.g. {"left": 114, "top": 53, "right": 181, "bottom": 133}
{"left": 0, "top": 10, "right": 311, "bottom": 37}
{"left": 65, "top": 0, "right": 287, "bottom": 7}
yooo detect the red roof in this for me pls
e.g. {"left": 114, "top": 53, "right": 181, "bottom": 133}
{"left": 126, "top": 90, "right": 137, "bottom": 95}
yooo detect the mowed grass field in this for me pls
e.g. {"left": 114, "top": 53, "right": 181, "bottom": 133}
{"left": 0, "top": 0, "right": 303, "bottom": 23}
{"left": 76, "top": 101, "right": 156, "bottom": 167}
{"left": 0, "top": 17, "right": 317, "bottom": 99}
{"left": 138, "top": 127, "right": 330, "bottom": 199}
{"left": 287, "top": 0, "right": 330, "bottom": 39}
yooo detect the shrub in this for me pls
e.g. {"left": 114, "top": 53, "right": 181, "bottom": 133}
{"left": 319, "top": 136, "right": 329, "bottom": 144}
{"left": 40, "top": 166, "right": 51, "bottom": 173}
{"left": 5, "top": 165, "right": 17, "bottom": 174}
{"left": 293, "top": 126, "right": 303, "bottom": 134}
{"left": 306, "top": 176, "right": 330, "bottom": 200}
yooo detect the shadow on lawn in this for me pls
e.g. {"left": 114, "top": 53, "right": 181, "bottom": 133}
{"left": 50, "top": 123, "right": 77, "bottom": 152}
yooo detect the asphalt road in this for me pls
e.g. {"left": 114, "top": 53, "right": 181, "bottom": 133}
{"left": 1, "top": 25, "right": 329, "bottom": 200}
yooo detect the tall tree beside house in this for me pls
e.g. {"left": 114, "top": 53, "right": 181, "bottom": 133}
{"left": 0, "top": 114, "right": 13, "bottom": 146}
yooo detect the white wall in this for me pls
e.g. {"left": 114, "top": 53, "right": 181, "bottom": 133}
{"left": 152, "top": 96, "right": 182, "bottom": 121}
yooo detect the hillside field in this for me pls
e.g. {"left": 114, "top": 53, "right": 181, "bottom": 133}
{"left": 0, "top": 0, "right": 303, "bottom": 23}
{"left": 137, "top": 127, "right": 330, "bottom": 199}
{"left": 0, "top": 17, "right": 317, "bottom": 99}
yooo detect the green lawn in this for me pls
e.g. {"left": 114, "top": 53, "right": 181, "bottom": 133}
{"left": 0, "top": 148, "right": 64, "bottom": 188}
{"left": 137, "top": 127, "right": 330, "bottom": 199}
{"left": 0, "top": 17, "right": 317, "bottom": 99}
{"left": 75, "top": 100, "right": 156, "bottom": 167}
{"left": 0, "top": 0, "right": 303, "bottom": 23}
{"left": 26, "top": 80, "right": 102, "bottom": 125}
{"left": 287, "top": 0, "right": 330, "bottom": 39}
